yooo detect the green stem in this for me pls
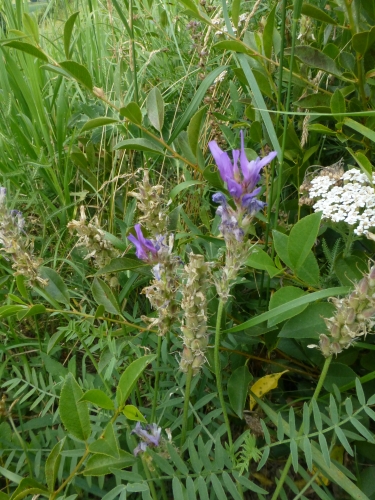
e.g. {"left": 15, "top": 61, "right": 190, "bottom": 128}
{"left": 343, "top": 226, "right": 355, "bottom": 257}
{"left": 180, "top": 364, "right": 193, "bottom": 448}
{"left": 270, "top": 355, "right": 333, "bottom": 500}
{"left": 142, "top": 455, "right": 159, "bottom": 500}
{"left": 151, "top": 336, "right": 162, "bottom": 423}
{"left": 214, "top": 299, "right": 233, "bottom": 448}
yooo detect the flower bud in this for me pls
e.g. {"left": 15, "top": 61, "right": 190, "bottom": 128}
{"left": 357, "top": 278, "right": 369, "bottom": 297}
{"left": 319, "top": 334, "right": 332, "bottom": 357}
{"left": 330, "top": 342, "right": 342, "bottom": 355}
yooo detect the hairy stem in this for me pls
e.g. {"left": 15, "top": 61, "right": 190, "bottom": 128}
{"left": 151, "top": 336, "right": 162, "bottom": 423}
{"left": 180, "top": 364, "right": 193, "bottom": 448}
{"left": 214, "top": 299, "right": 233, "bottom": 448}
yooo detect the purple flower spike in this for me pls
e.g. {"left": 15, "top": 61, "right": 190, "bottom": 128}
{"left": 131, "top": 422, "right": 162, "bottom": 456}
{"left": 128, "top": 224, "right": 158, "bottom": 261}
{"left": 209, "top": 131, "right": 277, "bottom": 214}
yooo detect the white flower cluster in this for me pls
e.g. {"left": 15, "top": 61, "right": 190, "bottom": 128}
{"left": 309, "top": 168, "right": 375, "bottom": 236}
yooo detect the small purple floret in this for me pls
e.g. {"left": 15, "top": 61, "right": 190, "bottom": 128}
{"left": 131, "top": 422, "right": 161, "bottom": 456}
{"left": 128, "top": 224, "right": 158, "bottom": 261}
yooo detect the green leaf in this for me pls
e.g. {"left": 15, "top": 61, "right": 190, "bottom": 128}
{"left": 343, "top": 117, "right": 375, "bottom": 143}
{"left": 228, "top": 365, "right": 253, "bottom": 418}
{"left": 45, "top": 438, "right": 65, "bottom": 492}
{"left": 116, "top": 355, "right": 156, "bottom": 407}
{"left": 335, "top": 426, "right": 353, "bottom": 455}
{"left": 263, "top": 4, "right": 276, "bottom": 60}
{"left": 222, "top": 472, "right": 243, "bottom": 500}
{"left": 80, "top": 389, "right": 115, "bottom": 410}
{"left": 63, "top": 11, "right": 79, "bottom": 58}
{"left": 83, "top": 450, "right": 135, "bottom": 476}
{"left": 295, "top": 93, "right": 331, "bottom": 109}
{"left": 301, "top": 3, "right": 337, "bottom": 24}
{"left": 59, "top": 373, "right": 91, "bottom": 441}
{"left": 146, "top": 87, "right": 164, "bottom": 132}
{"left": 232, "top": 471, "right": 268, "bottom": 494}
{"left": 167, "top": 443, "right": 190, "bottom": 475}
{"left": 352, "top": 26, "right": 375, "bottom": 55}
{"left": 16, "top": 275, "right": 28, "bottom": 300}
{"left": 113, "top": 138, "right": 163, "bottom": 154}
{"left": 294, "top": 250, "right": 320, "bottom": 286}
{"left": 279, "top": 302, "right": 335, "bottom": 339}
{"left": 119, "top": 102, "right": 142, "bottom": 125}
{"left": 214, "top": 40, "right": 253, "bottom": 55}
{"left": 187, "top": 106, "right": 207, "bottom": 154}
{"left": 168, "top": 65, "right": 228, "bottom": 144}
{"left": 172, "top": 477, "right": 184, "bottom": 500}
{"left": 170, "top": 180, "right": 203, "bottom": 200}
{"left": 303, "top": 436, "right": 313, "bottom": 471}
{"left": 245, "top": 246, "right": 281, "bottom": 278}
{"left": 231, "top": 0, "right": 241, "bottom": 28}
{"left": 308, "top": 123, "right": 336, "bottom": 135}
{"left": 22, "top": 13, "right": 39, "bottom": 43}
{"left": 334, "top": 252, "right": 368, "bottom": 286}
{"left": 347, "top": 149, "right": 374, "bottom": 184}
{"left": 123, "top": 404, "right": 147, "bottom": 423}
{"left": 0, "top": 305, "right": 26, "bottom": 318}
{"left": 96, "top": 257, "right": 149, "bottom": 276}
{"left": 225, "top": 286, "right": 351, "bottom": 333}
{"left": 324, "top": 363, "right": 357, "bottom": 391}
{"left": 59, "top": 60, "right": 93, "bottom": 90}
{"left": 4, "top": 41, "right": 48, "bottom": 61}
{"left": 331, "top": 89, "right": 346, "bottom": 121}
{"left": 268, "top": 286, "right": 308, "bottom": 327}
{"left": 9, "top": 478, "right": 48, "bottom": 500}
{"left": 356, "top": 377, "right": 366, "bottom": 405}
{"left": 89, "top": 422, "right": 120, "bottom": 458}
{"left": 92, "top": 278, "right": 121, "bottom": 315}
{"left": 17, "top": 304, "right": 46, "bottom": 320}
{"left": 39, "top": 267, "right": 70, "bottom": 306}
{"left": 288, "top": 212, "right": 322, "bottom": 269}
{"left": 178, "top": 0, "right": 200, "bottom": 15}
{"left": 273, "top": 230, "right": 293, "bottom": 268}
{"left": 81, "top": 117, "right": 119, "bottom": 132}
{"left": 210, "top": 474, "right": 227, "bottom": 500}
{"left": 286, "top": 45, "right": 341, "bottom": 77}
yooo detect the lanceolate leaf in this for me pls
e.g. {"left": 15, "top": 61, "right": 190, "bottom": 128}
{"left": 4, "top": 41, "right": 48, "bottom": 61}
{"left": 119, "top": 102, "right": 142, "bottom": 125}
{"left": 80, "top": 389, "right": 115, "bottom": 410}
{"left": 285, "top": 45, "right": 342, "bottom": 77}
{"left": 92, "top": 278, "right": 122, "bottom": 315}
{"left": 45, "top": 438, "right": 65, "bottom": 492}
{"left": 116, "top": 355, "right": 156, "bottom": 407}
{"left": 81, "top": 117, "right": 119, "bottom": 132}
{"left": 59, "top": 60, "right": 93, "bottom": 90}
{"left": 146, "top": 87, "right": 164, "bottom": 133}
{"left": 64, "top": 11, "right": 80, "bottom": 58}
{"left": 39, "top": 267, "right": 70, "bottom": 306}
{"left": 59, "top": 373, "right": 91, "bottom": 441}
{"left": 113, "top": 138, "right": 163, "bottom": 154}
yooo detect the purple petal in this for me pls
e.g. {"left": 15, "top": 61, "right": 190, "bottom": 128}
{"left": 134, "top": 225, "right": 157, "bottom": 256}
{"left": 242, "top": 192, "right": 266, "bottom": 215}
{"left": 128, "top": 233, "right": 149, "bottom": 261}
{"left": 133, "top": 441, "right": 148, "bottom": 456}
{"left": 208, "top": 141, "right": 234, "bottom": 183}
{"left": 212, "top": 192, "right": 228, "bottom": 206}
{"left": 227, "top": 178, "right": 243, "bottom": 198}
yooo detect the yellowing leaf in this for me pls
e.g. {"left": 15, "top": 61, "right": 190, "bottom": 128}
{"left": 249, "top": 370, "right": 289, "bottom": 410}
{"left": 123, "top": 404, "right": 147, "bottom": 423}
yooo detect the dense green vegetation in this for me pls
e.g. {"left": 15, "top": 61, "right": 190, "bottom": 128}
{"left": 1, "top": 0, "right": 375, "bottom": 498}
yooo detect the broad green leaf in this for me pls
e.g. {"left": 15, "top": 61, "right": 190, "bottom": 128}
{"left": 347, "top": 148, "right": 374, "bottom": 184}
{"left": 123, "top": 405, "right": 147, "bottom": 422}
{"left": 343, "top": 117, "right": 375, "bottom": 143}
{"left": 225, "top": 286, "right": 351, "bottom": 333}
{"left": 263, "top": 4, "right": 276, "bottom": 60}
{"left": 59, "top": 60, "right": 93, "bottom": 90}
{"left": 268, "top": 286, "right": 308, "bottom": 327}
{"left": 39, "top": 267, "right": 70, "bottom": 306}
{"left": 273, "top": 230, "right": 293, "bottom": 268}
{"left": 288, "top": 212, "right": 322, "bottom": 269}
{"left": 16, "top": 275, "right": 28, "bottom": 299}
{"left": 17, "top": 304, "right": 46, "bottom": 320}
{"left": 80, "top": 389, "right": 115, "bottom": 410}
{"left": 45, "top": 438, "right": 65, "bottom": 492}
{"left": 89, "top": 422, "right": 120, "bottom": 458}
{"left": 146, "top": 87, "right": 164, "bottom": 132}
{"left": 294, "top": 250, "right": 320, "bottom": 286}
{"left": 47, "top": 329, "right": 66, "bottom": 354}
{"left": 187, "top": 106, "right": 207, "bottom": 154}
{"left": 81, "top": 117, "right": 119, "bottom": 132}
{"left": 214, "top": 40, "right": 253, "bottom": 55}
{"left": 245, "top": 246, "right": 281, "bottom": 278}
{"left": 96, "top": 257, "right": 149, "bottom": 276}
{"left": 295, "top": 93, "right": 331, "bottom": 109}
{"left": 178, "top": 0, "right": 200, "bottom": 15}
{"left": 0, "top": 305, "right": 26, "bottom": 318}
{"left": 40, "top": 353, "right": 68, "bottom": 378}
{"left": 323, "top": 363, "right": 357, "bottom": 391}
{"left": 228, "top": 365, "right": 253, "bottom": 418}
{"left": 279, "top": 303, "right": 335, "bottom": 339}
{"left": 286, "top": 45, "right": 341, "bottom": 77}
{"left": 352, "top": 26, "right": 375, "bottom": 55}
{"left": 202, "top": 164, "right": 225, "bottom": 191}
{"left": 334, "top": 252, "right": 368, "bottom": 286}
{"left": 116, "top": 355, "right": 156, "bottom": 407}
{"left": 301, "top": 3, "right": 337, "bottom": 24}
{"left": 170, "top": 180, "right": 203, "bottom": 200}
{"left": 330, "top": 89, "right": 346, "bottom": 121}
{"left": 92, "top": 278, "right": 121, "bottom": 315}
{"left": 4, "top": 41, "right": 48, "bottom": 61}
{"left": 8, "top": 478, "right": 48, "bottom": 500}
{"left": 59, "top": 373, "right": 91, "bottom": 441}
{"left": 119, "top": 102, "right": 142, "bottom": 125}
{"left": 64, "top": 11, "right": 79, "bottom": 58}
{"left": 308, "top": 124, "right": 336, "bottom": 135}
{"left": 231, "top": 0, "right": 241, "bottom": 28}
{"left": 22, "top": 13, "right": 39, "bottom": 43}
{"left": 83, "top": 450, "right": 135, "bottom": 476}
{"left": 113, "top": 138, "right": 163, "bottom": 154}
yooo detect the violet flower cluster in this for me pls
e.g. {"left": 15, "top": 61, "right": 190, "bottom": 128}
{"left": 208, "top": 133, "right": 277, "bottom": 300}
{"left": 131, "top": 422, "right": 161, "bottom": 456}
